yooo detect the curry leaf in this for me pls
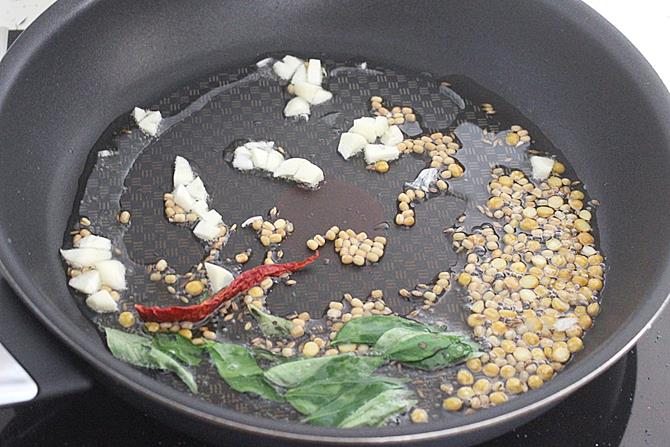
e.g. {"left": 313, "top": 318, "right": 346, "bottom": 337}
{"left": 264, "top": 354, "right": 384, "bottom": 389}
{"left": 338, "top": 389, "right": 417, "bottom": 428}
{"left": 207, "top": 341, "right": 282, "bottom": 401}
{"left": 372, "top": 327, "right": 426, "bottom": 354}
{"left": 147, "top": 348, "right": 199, "bottom": 393}
{"left": 286, "top": 377, "right": 406, "bottom": 415}
{"left": 375, "top": 328, "right": 461, "bottom": 362}
{"left": 301, "top": 381, "right": 411, "bottom": 427}
{"left": 252, "top": 347, "right": 291, "bottom": 365}
{"left": 105, "top": 328, "right": 197, "bottom": 393}
{"left": 224, "top": 374, "right": 283, "bottom": 401}
{"left": 153, "top": 334, "right": 203, "bottom": 366}
{"left": 105, "top": 327, "right": 153, "bottom": 365}
{"left": 248, "top": 304, "right": 293, "bottom": 337}
{"left": 404, "top": 340, "right": 480, "bottom": 370}
{"left": 332, "top": 315, "right": 438, "bottom": 346}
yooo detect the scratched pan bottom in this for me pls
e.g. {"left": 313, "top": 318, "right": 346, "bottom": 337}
{"left": 71, "top": 58, "right": 572, "bottom": 420}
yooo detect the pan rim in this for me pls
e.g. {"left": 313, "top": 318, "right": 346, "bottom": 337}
{"left": 1, "top": 0, "right": 670, "bottom": 442}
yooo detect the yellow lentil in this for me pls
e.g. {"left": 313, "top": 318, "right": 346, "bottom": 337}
{"left": 490, "top": 392, "right": 508, "bottom": 405}
{"left": 527, "top": 375, "right": 544, "bottom": 390}
{"left": 443, "top": 397, "right": 463, "bottom": 411}
{"left": 118, "top": 311, "right": 135, "bottom": 328}
{"left": 178, "top": 328, "right": 193, "bottom": 339}
{"left": 457, "top": 369, "right": 474, "bottom": 385}
{"left": 302, "top": 342, "right": 319, "bottom": 357}
{"left": 185, "top": 280, "right": 205, "bottom": 296}
{"left": 410, "top": 408, "right": 429, "bottom": 423}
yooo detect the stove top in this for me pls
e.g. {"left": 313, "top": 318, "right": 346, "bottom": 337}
{"left": 1, "top": 29, "right": 668, "bottom": 447}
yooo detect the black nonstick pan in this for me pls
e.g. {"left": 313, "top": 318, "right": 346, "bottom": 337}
{"left": 1, "top": 0, "right": 670, "bottom": 446}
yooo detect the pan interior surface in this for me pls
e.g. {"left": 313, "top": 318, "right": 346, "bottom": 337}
{"left": 0, "top": 0, "right": 669, "bottom": 444}
{"left": 72, "top": 56, "right": 587, "bottom": 420}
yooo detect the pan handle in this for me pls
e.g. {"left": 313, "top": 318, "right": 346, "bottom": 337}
{"left": 0, "top": 279, "right": 92, "bottom": 408}
{"left": 0, "top": 342, "right": 38, "bottom": 406}
{"left": 0, "top": 29, "right": 91, "bottom": 409}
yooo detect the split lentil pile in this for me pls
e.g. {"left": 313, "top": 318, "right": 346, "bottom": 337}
{"left": 249, "top": 212, "right": 295, "bottom": 247}
{"left": 399, "top": 271, "right": 451, "bottom": 308}
{"left": 440, "top": 165, "right": 604, "bottom": 411}
{"left": 245, "top": 209, "right": 295, "bottom": 266}
{"left": 370, "top": 95, "right": 418, "bottom": 126}
{"left": 333, "top": 229, "right": 386, "bottom": 266}
{"left": 505, "top": 124, "right": 532, "bottom": 146}
{"left": 306, "top": 226, "right": 387, "bottom": 267}
{"left": 394, "top": 130, "right": 463, "bottom": 227}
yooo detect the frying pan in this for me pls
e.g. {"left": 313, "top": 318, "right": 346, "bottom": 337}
{"left": 1, "top": 0, "right": 670, "bottom": 445}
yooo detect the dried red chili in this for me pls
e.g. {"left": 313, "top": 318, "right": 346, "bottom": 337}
{"left": 135, "top": 252, "right": 319, "bottom": 323}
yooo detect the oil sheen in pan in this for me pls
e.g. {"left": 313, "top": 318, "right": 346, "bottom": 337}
{"left": 65, "top": 57, "right": 602, "bottom": 422}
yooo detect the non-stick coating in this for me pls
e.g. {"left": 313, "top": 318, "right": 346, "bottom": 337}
{"left": 0, "top": 1, "right": 669, "bottom": 446}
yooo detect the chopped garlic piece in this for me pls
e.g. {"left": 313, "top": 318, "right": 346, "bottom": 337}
{"left": 233, "top": 140, "right": 297, "bottom": 176}
{"left": 293, "top": 81, "right": 326, "bottom": 105}
{"left": 373, "top": 116, "right": 389, "bottom": 137}
{"left": 256, "top": 57, "right": 273, "bottom": 67}
{"left": 233, "top": 140, "right": 323, "bottom": 188}
{"left": 293, "top": 161, "right": 324, "bottom": 187}
{"left": 273, "top": 55, "right": 303, "bottom": 80}
{"left": 282, "top": 55, "right": 304, "bottom": 72}
{"left": 279, "top": 55, "right": 330, "bottom": 118}
{"left": 76, "top": 235, "right": 112, "bottom": 251}
{"left": 337, "top": 132, "right": 368, "bottom": 159}
{"left": 291, "top": 64, "right": 308, "bottom": 84}
{"left": 530, "top": 156, "right": 555, "bottom": 181}
{"left": 173, "top": 156, "right": 195, "bottom": 187}
{"left": 173, "top": 184, "right": 196, "bottom": 212}
{"left": 273, "top": 62, "right": 296, "bottom": 80}
{"left": 250, "top": 147, "right": 270, "bottom": 170}
{"left": 274, "top": 158, "right": 323, "bottom": 187}
{"left": 202, "top": 209, "right": 223, "bottom": 225}
{"left": 132, "top": 107, "right": 162, "bottom": 137}
{"left": 266, "top": 150, "right": 285, "bottom": 172}
{"left": 380, "top": 125, "right": 403, "bottom": 146}
{"left": 349, "top": 117, "right": 377, "bottom": 143}
{"left": 284, "top": 97, "right": 311, "bottom": 117}
{"left": 86, "top": 290, "right": 118, "bottom": 313}
{"left": 306, "top": 59, "right": 323, "bottom": 85}
{"left": 186, "top": 177, "right": 208, "bottom": 201}
{"left": 60, "top": 248, "right": 111, "bottom": 268}
{"left": 205, "top": 262, "right": 235, "bottom": 293}
{"left": 131, "top": 107, "right": 146, "bottom": 123}
{"left": 364, "top": 144, "right": 400, "bottom": 164}
{"left": 291, "top": 81, "right": 332, "bottom": 105}
{"left": 247, "top": 145, "right": 284, "bottom": 173}
{"left": 95, "top": 260, "right": 127, "bottom": 291}
{"left": 193, "top": 219, "right": 221, "bottom": 241}
{"left": 232, "top": 146, "right": 254, "bottom": 170}
{"left": 191, "top": 200, "right": 209, "bottom": 219}
{"left": 273, "top": 158, "right": 305, "bottom": 178}
{"left": 68, "top": 270, "right": 102, "bottom": 294}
